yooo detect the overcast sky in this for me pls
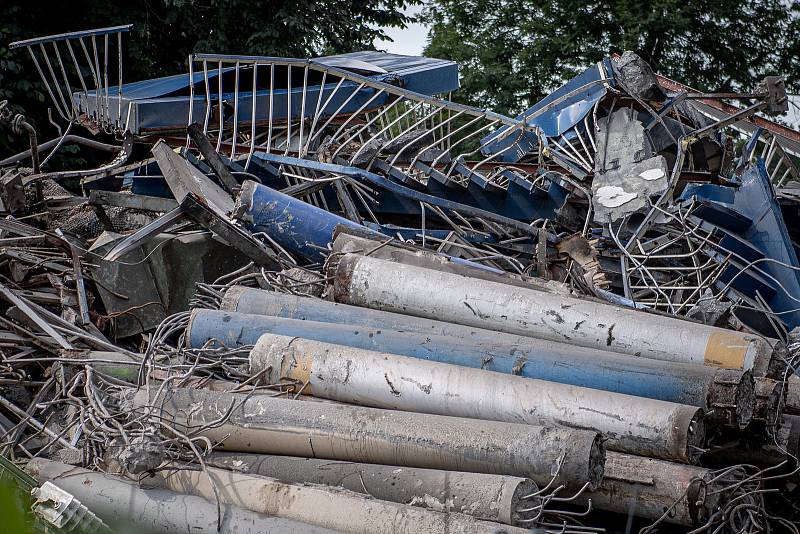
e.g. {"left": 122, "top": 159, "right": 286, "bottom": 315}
{"left": 374, "top": 3, "right": 428, "bottom": 56}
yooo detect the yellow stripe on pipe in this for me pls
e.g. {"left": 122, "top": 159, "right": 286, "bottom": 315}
{"left": 704, "top": 331, "right": 749, "bottom": 368}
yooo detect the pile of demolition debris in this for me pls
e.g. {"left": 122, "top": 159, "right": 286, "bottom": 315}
{"left": 1, "top": 24, "right": 799, "bottom": 534}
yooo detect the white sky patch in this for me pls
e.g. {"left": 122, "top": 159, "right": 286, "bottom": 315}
{"left": 373, "top": 4, "right": 429, "bottom": 56}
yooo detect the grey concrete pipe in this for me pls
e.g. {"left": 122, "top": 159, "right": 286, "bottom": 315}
{"left": 207, "top": 452, "right": 538, "bottom": 526}
{"left": 150, "top": 463, "right": 531, "bottom": 534}
{"left": 250, "top": 333, "right": 706, "bottom": 463}
{"left": 331, "top": 230, "right": 569, "bottom": 295}
{"left": 134, "top": 387, "right": 605, "bottom": 489}
{"left": 214, "top": 288, "right": 757, "bottom": 427}
{"left": 24, "top": 458, "right": 333, "bottom": 534}
{"left": 327, "top": 253, "right": 772, "bottom": 369}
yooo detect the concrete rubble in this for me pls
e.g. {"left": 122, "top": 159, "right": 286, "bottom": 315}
{"left": 0, "top": 23, "right": 798, "bottom": 534}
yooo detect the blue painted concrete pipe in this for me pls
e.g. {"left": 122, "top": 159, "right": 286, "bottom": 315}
{"left": 188, "top": 301, "right": 750, "bottom": 421}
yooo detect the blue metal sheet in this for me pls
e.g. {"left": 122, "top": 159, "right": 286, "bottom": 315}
{"left": 480, "top": 59, "right": 614, "bottom": 162}
{"left": 77, "top": 52, "right": 459, "bottom": 133}
{"left": 680, "top": 155, "right": 800, "bottom": 330}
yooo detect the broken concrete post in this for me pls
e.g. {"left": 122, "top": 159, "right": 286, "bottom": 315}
{"left": 250, "top": 333, "right": 706, "bottom": 463}
{"left": 25, "top": 458, "right": 334, "bottom": 534}
{"left": 327, "top": 253, "right": 774, "bottom": 370}
{"left": 786, "top": 375, "right": 800, "bottom": 416}
{"left": 751, "top": 377, "right": 787, "bottom": 433}
{"left": 135, "top": 387, "right": 604, "bottom": 489}
{"left": 150, "top": 463, "right": 531, "bottom": 534}
{"left": 576, "top": 452, "right": 719, "bottom": 527}
{"left": 207, "top": 452, "right": 538, "bottom": 526}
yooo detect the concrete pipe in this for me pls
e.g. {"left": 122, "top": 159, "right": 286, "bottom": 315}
{"left": 195, "top": 303, "right": 754, "bottom": 428}
{"left": 135, "top": 387, "right": 605, "bottom": 489}
{"left": 24, "top": 458, "right": 334, "bottom": 534}
{"left": 331, "top": 230, "right": 568, "bottom": 295}
{"left": 250, "top": 333, "right": 706, "bottom": 463}
{"left": 576, "top": 452, "right": 719, "bottom": 526}
{"left": 150, "top": 463, "right": 531, "bottom": 534}
{"left": 327, "top": 253, "right": 773, "bottom": 370}
{"left": 207, "top": 452, "right": 538, "bottom": 526}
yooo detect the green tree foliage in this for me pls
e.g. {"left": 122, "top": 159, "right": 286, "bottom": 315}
{"left": 0, "top": 0, "right": 417, "bottom": 155}
{"left": 424, "top": 0, "right": 800, "bottom": 115}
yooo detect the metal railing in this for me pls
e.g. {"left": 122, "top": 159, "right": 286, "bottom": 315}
{"left": 187, "top": 53, "right": 550, "bottom": 191}
{"left": 9, "top": 25, "right": 132, "bottom": 134}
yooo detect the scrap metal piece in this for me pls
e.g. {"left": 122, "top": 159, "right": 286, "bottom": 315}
{"left": 0, "top": 170, "right": 26, "bottom": 213}
{"left": 102, "top": 207, "right": 186, "bottom": 261}
{"left": 151, "top": 140, "right": 234, "bottom": 213}
{"left": 187, "top": 122, "right": 240, "bottom": 193}
{"left": 180, "top": 192, "right": 280, "bottom": 268}
{"left": 88, "top": 190, "right": 178, "bottom": 213}
{"left": 0, "top": 282, "right": 72, "bottom": 349}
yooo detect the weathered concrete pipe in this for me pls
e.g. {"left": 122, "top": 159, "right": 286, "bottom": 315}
{"left": 198, "top": 300, "right": 754, "bottom": 427}
{"left": 207, "top": 452, "right": 538, "bottom": 526}
{"left": 576, "top": 452, "right": 720, "bottom": 527}
{"left": 150, "top": 463, "right": 530, "bottom": 534}
{"left": 331, "top": 229, "right": 568, "bottom": 295}
{"left": 250, "top": 333, "right": 706, "bottom": 463}
{"left": 135, "top": 387, "right": 604, "bottom": 489}
{"left": 327, "top": 253, "right": 772, "bottom": 369}
{"left": 24, "top": 458, "right": 334, "bottom": 534}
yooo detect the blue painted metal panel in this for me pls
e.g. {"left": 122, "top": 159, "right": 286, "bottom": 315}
{"left": 480, "top": 59, "right": 614, "bottom": 163}
{"left": 188, "top": 308, "right": 718, "bottom": 408}
{"left": 679, "top": 156, "right": 800, "bottom": 330}
{"left": 78, "top": 52, "right": 459, "bottom": 133}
